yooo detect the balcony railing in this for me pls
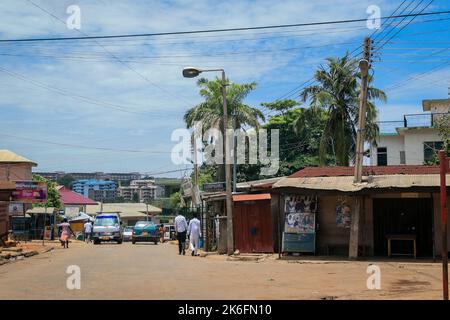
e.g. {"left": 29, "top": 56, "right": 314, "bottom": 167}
{"left": 378, "top": 112, "right": 450, "bottom": 134}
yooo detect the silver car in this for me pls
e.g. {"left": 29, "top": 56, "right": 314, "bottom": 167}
{"left": 122, "top": 226, "right": 133, "bottom": 242}
{"left": 92, "top": 213, "right": 123, "bottom": 244}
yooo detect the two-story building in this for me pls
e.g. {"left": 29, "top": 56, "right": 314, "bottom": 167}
{"left": 370, "top": 98, "right": 449, "bottom": 166}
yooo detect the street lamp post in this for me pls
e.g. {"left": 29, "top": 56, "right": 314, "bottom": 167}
{"left": 183, "top": 67, "right": 234, "bottom": 255}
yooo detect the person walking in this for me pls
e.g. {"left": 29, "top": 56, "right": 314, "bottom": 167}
{"left": 158, "top": 224, "right": 165, "bottom": 243}
{"left": 83, "top": 220, "right": 92, "bottom": 243}
{"left": 58, "top": 218, "right": 75, "bottom": 249}
{"left": 187, "top": 214, "right": 202, "bottom": 256}
{"left": 174, "top": 213, "right": 188, "bottom": 255}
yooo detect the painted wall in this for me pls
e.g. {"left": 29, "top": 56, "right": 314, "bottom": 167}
{"left": 403, "top": 129, "right": 441, "bottom": 165}
{"left": 370, "top": 135, "right": 405, "bottom": 166}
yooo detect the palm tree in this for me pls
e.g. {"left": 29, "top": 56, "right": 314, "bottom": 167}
{"left": 298, "top": 53, "right": 386, "bottom": 166}
{"left": 184, "top": 77, "right": 264, "bottom": 180}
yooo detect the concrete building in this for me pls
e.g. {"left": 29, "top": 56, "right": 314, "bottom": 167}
{"left": 117, "top": 179, "right": 157, "bottom": 203}
{"left": 34, "top": 171, "right": 141, "bottom": 183}
{"left": 370, "top": 98, "right": 449, "bottom": 166}
{"left": 0, "top": 150, "right": 36, "bottom": 242}
{"left": 85, "top": 203, "right": 162, "bottom": 226}
{"left": 72, "top": 179, "right": 117, "bottom": 202}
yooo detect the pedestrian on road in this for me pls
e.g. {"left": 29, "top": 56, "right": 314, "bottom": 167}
{"left": 158, "top": 224, "right": 165, "bottom": 243}
{"left": 83, "top": 220, "right": 92, "bottom": 243}
{"left": 58, "top": 218, "right": 75, "bottom": 249}
{"left": 174, "top": 213, "right": 188, "bottom": 255}
{"left": 187, "top": 214, "right": 201, "bottom": 256}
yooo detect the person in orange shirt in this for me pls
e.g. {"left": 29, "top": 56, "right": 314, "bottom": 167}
{"left": 158, "top": 224, "right": 165, "bottom": 243}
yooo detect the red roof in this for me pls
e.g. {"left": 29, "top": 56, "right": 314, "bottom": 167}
{"left": 57, "top": 186, "right": 97, "bottom": 205}
{"left": 289, "top": 165, "right": 440, "bottom": 178}
{"left": 233, "top": 193, "right": 271, "bottom": 202}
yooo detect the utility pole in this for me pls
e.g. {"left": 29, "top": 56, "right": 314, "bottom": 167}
{"left": 349, "top": 36, "right": 371, "bottom": 259}
{"left": 221, "top": 71, "right": 234, "bottom": 256}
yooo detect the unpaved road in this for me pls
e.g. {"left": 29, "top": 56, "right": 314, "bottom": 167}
{"left": 0, "top": 241, "right": 445, "bottom": 299}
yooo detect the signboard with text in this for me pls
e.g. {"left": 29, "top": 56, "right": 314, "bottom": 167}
{"left": 8, "top": 202, "right": 24, "bottom": 216}
{"left": 12, "top": 181, "right": 47, "bottom": 203}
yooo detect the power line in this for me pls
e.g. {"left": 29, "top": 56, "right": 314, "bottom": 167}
{"left": 2, "top": 10, "right": 450, "bottom": 43}
{"left": 373, "top": 0, "right": 435, "bottom": 54}
{"left": 0, "top": 66, "right": 181, "bottom": 116}
{"left": 0, "top": 132, "right": 173, "bottom": 154}
{"left": 24, "top": 0, "right": 192, "bottom": 105}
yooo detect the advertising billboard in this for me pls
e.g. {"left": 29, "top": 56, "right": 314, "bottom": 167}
{"left": 12, "top": 181, "right": 47, "bottom": 203}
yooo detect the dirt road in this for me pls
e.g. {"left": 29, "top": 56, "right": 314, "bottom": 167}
{"left": 0, "top": 241, "right": 444, "bottom": 299}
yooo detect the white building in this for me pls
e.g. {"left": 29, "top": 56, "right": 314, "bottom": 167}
{"left": 117, "top": 179, "right": 157, "bottom": 203}
{"left": 370, "top": 98, "right": 449, "bottom": 166}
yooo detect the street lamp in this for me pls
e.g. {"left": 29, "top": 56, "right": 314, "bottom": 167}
{"left": 182, "top": 67, "right": 234, "bottom": 256}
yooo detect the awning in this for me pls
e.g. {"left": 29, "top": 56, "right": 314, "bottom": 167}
{"left": 232, "top": 193, "right": 271, "bottom": 202}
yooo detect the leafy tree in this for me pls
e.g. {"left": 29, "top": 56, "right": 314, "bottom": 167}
{"left": 57, "top": 174, "right": 75, "bottom": 188}
{"left": 299, "top": 53, "right": 386, "bottom": 166}
{"left": 261, "top": 99, "right": 299, "bottom": 116}
{"left": 169, "top": 191, "right": 183, "bottom": 211}
{"left": 32, "top": 174, "right": 62, "bottom": 208}
{"left": 184, "top": 77, "right": 264, "bottom": 181}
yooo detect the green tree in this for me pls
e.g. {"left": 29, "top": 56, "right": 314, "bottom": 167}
{"left": 57, "top": 174, "right": 75, "bottom": 188}
{"left": 299, "top": 53, "right": 387, "bottom": 166}
{"left": 184, "top": 77, "right": 264, "bottom": 181}
{"left": 32, "top": 174, "right": 62, "bottom": 208}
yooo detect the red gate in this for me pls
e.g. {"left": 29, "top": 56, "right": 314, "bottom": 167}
{"left": 233, "top": 194, "right": 273, "bottom": 253}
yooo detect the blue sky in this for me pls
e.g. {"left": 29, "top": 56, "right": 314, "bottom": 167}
{"left": 0, "top": 0, "right": 449, "bottom": 176}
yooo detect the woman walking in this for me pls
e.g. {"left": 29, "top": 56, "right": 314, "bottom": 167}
{"left": 58, "top": 218, "right": 75, "bottom": 249}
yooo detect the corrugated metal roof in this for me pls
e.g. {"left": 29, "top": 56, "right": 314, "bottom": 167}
{"left": 236, "top": 177, "right": 283, "bottom": 190}
{"left": 233, "top": 193, "right": 271, "bottom": 201}
{"left": 0, "top": 150, "right": 37, "bottom": 165}
{"left": 273, "top": 174, "right": 450, "bottom": 192}
{"left": 85, "top": 203, "right": 162, "bottom": 218}
{"left": 289, "top": 165, "right": 440, "bottom": 178}
{"left": 58, "top": 186, "right": 98, "bottom": 205}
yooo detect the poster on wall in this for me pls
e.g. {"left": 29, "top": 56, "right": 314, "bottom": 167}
{"left": 8, "top": 203, "right": 24, "bottom": 216}
{"left": 283, "top": 195, "right": 318, "bottom": 253}
{"left": 284, "top": 195, "right": 316, "bottom": 234}
{"left": 12, "top": 181, "right": 47, "bottom": 203}
{"left": 336, "top": 198, "right": 352, "bottom": 228}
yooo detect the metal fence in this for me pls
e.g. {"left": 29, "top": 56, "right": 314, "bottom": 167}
{"left": 378, "top": 112, "right": 450, "bottom": 134}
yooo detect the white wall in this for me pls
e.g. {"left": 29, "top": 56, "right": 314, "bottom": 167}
{"left": 403, "top": 128, "right": 441, "bottom": 165}
{"left": 370, "top": 135, "right": 405, "bottom": 166}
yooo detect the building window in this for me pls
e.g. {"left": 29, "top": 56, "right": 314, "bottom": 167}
{"left": 377, "top": 147, "right": 387, "bottom": 166}
{"left": 423, "top": 141, "right": 443, "bottom": 163}
{"left": 399, "top": 151, "right": 406, "bottom": 165}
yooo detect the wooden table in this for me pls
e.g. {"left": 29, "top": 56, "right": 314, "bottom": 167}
{"left": 386, "top": 234, "right": 417, "bottom": 259}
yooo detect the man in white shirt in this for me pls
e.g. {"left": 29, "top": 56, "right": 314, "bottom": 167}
{"left": 188, "top": 214, "right": 202, "bottom": 256}
{"left": 83, "top": 220, "right": 93, "bottom": 243}
{"left": 174, "top": 213, "right": 188, "bottom": 255}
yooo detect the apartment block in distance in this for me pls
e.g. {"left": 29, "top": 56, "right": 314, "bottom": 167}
{"left": 118, "top": 179, "right": 163, "bottom": 203}
{"left": 72, "top": 179, "right": 117, "bottom": 202}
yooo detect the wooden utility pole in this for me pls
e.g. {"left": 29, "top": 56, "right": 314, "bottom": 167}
{"left": 349, "top": 37, "right": 371, "bottom": 259}
{"left": 221, "top": 71, "right": 234, "bottom": 256}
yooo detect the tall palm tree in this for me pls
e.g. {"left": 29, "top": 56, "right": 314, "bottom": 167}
{"left": 184, "top": 77, "right": 264, "bottom": 180}
{"left": 299, "top": 53, "right": 386, "bottom": 166}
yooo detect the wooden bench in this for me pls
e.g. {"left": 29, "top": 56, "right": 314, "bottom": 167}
{"left": 386, "top": 234, "right": 417, "bottom": 259}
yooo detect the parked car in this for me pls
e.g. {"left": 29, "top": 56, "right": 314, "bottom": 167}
{"left": 122, "top": 226, "right": 134, "bottom": 242}
{"left": 92, "top": 213, "right": 123, "bottom": 245}
{"left": 132, "top": 221, "right": 159, "bottom": 244}
{"left": 164, "top": 224, "right": 176, "bottom": 241}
